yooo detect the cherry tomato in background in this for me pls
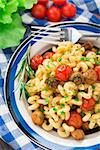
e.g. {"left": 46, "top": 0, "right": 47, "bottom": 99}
{"left": 31, "top": 4, "right": 46, "bottom": 19}
{"left": 67, "top": 112, "right": 82, "bottom": 129}
{"left": 30, "top": 54, "right": 43, "bottom": 70}
{"left": 38, "top": 0, "right": 48, "bottom": 5}
{"left": 56, "top": 65, "right": 72, "bottom": 81}
{"left": 81, "top": 98, "right": 96, "bottom": 112}
{"left": 52, "top": 0, "right": 66, "bottom": 6}
{"left": 61, "top": 3, "right": 76, "bottom": 18}
{"left": 43, "top": 52, "right": 54, "bottom": 59}
{"left": 47, "top": 6, "right": 61, "bottom": 22}
{"left": 95, "top": 66, "right": 100, "bottom": 81}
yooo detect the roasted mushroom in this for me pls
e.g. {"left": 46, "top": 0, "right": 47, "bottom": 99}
{"left": 31, "top": 110, "right": 44, "bottom": 126}
{"left": 45, "top": 77, "right": 60, "bottom": 88}
{"left": 83, "top": 69, "right": 98, "bottom": 84}
{"left": 82, "top": 41, "right": 93, "bottom": 50}
{"left": 71, "top": 129, "right": 85, "bottom": 140}
{"left": 82, "top": 122, "right": 89, "bottom": 131}
{"left": 69, "top": 72, "right": 84, "bottom": 85}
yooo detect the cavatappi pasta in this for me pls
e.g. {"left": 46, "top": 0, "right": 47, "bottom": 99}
{"left": 25, "top": 41, "right": 100, "bottom": 140}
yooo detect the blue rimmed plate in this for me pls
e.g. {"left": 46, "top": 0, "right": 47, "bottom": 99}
{"left": 4, "top": 22, "right": 100, "bottom": 150}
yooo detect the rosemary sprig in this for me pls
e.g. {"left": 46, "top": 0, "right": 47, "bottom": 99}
{"left": 26, "top": 63, "right": 35, "bottom": 78}
{"left": 14, "top": 45, "right": 32, "bottom": 99}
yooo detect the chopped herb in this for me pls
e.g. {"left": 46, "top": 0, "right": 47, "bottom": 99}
{"left": 96, "top": 61, "right": 100, "bottom": 65}
{"left": 57, "top": 57, "right": 62, "bottom": 62}
{"left": 91, "top": 58, "right": 95, "bottom": 63}
{"left": 60, "top": 103, "right": 65, "bottom": 107}
{"left": 39, "top": 108, "right": 45, "bottom": 113}
{"left": 73, "top": 91, "right": 77, "bottom": 95}
{"left": 61, "top": 111, "right": 65, "bottom": 115}
{"left": 89, "top": 111, "right": 94, "bottom": 115}
{"left": 97, "top": 109, "right": 100, "bottom": 113}
{"left": 45, "top": 98, "right": 49, "bottom": 103}
{"left": 86, "top": 57, "right": 90, "bottom": 61}
{"left": 92, "top": 85, "right": 96, "bottom": 89}
{"left": 64, "top": 96, "right": 69, "bottom": 99}
{"left": 46, "top": 64, "right": 51, "bottom": 69}
{"left": 96, "top": 101, "right": 99, "bottom": 104}
{"left": 80, "top": 112, "right": 85, "bottom": 117}
{"left": 81, "top": 57, "right": 85, "bottom": 61}
{"left": 47, "top": 80, "right": 51, "bottom": 85}
{"left": 74, "top": 98, "right": 80, "bottom": 102}
{"left": 44, "top": 88, "right": 48, "bottom": 92}
{"left": 50, "top": 56, "right": 53, "bottom": 61}
{"left": 53, "top": 107, "right": 57, "bottom": 112}
{"left": 71, "top": 105, "right": 77, "bottom": 110}
{"left": 47, "top": 73, "right": 51, "bottom": 77}
{"left": 80, "top": 90, "right": 84, "bottom": 93}
{"left": 96, "top": 51, "right": 100, "bottom": 55}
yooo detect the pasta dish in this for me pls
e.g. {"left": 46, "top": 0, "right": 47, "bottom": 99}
{"left": 25, "top": 41, "right": 100, "bottom": 140}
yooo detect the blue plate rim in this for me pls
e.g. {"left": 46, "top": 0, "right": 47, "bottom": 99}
{"left": 4, "top": 22, "right": 100, "bottom": 150}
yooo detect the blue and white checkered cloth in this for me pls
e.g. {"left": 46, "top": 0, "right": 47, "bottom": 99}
{"left": 0, "top": 0, "right": 100, "bottom": 150}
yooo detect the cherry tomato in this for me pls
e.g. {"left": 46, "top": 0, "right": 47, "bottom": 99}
{"left": 56, "top": 65, "right": 72, "bottom": 81}
{"left": 95, "top": 66, "right": 100, "bottom": 81}
{"left": 47, "top": 6, "right": 61, "bottom": 22}
{"left": 31, "top": 4, "right": 46, "bottom": 19}
{"left": 43, "top": 52, "right": 54, "bottom": 59}
{"left": 67, "top": 112, "right": 82, "bottom": 129}
{"left": 53, "top": 0, "right": 66, "bottom": 6}
{"left": 30, "top": 54, "right": 43, "bottom": 70}
{"left": 38, "top": 0, "right": 48, "bottom": 5}
{"left": 81, "top": 98, "right": 96, "bottom": 112}
{"left": 61, "top": 3, "right": 76, "bottom": 18}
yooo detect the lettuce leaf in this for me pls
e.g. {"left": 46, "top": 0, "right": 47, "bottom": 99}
{"left": 0, "top": 13, "right": 26, "bottom": 49}
{"left": 18, "top": 0, "right": 37, "bottom": 9}
{"left": 0, "top": 0, "right": 18, "bottom": 24}
{"left": 0, "top": 0, "right": 38, "bottom": 49}
{"left": 0, "top": 0, "right": 37, "bottom": 24}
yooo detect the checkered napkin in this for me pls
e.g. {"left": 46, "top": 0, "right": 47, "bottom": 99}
{"left": 0, "top": 0, "right": 100, "bottom": 150}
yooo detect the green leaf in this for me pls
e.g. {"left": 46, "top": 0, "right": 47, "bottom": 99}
{"left": 61, "top": 111, "right": 65, "bottom": 115}
{"left": 0, "top": 0, "right": 6, "bottom": 9}
{"left": 0, "top": 0, "right": 18, "bottom": 24}
{"left": 57, "top": 57, "right": 62, "bottom": 62}
{"left": 60, "top": 103, "right": 65, "bottom": 107}
{"left": 64, "top": 96, "right": 69, "bottom": 99}
{"left": 74, "top": 98, "right": 80, "bottom": 102}
{"left": 18, "top": 0, "right": 37, "bottom": 9}
{"left": 80, "top": 112, "right": 85, "bottom": 117}
{"left": 0, "top": 13, "right": 26, "bottom": 49}
{"left": 45, "top": 98, "right": 49, "bottom": 103}
{"left": 39, "top": 108, "right": 45, "bottom": 113}
{"left": 53, "top": 107, "right": 57, "bottom": 112}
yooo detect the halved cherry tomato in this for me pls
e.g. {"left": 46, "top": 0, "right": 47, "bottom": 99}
{"left": 31, "top": 4, "right": 46, "bottom": 19}
{"left": 30, "top": 54, "right": 43, "bottom": 70}
{"left": 95, "top": 66, "right": 100, "bottom": 81}
{"left": 61, "top": 3, "right": 76, "bottom": 18}
{"left": 53, "top": 0, "right": 66, "bottom": 6}
{"left": 38, "top": 0, "right": 48, "bottom": 5}
{"left": 67, "top": 112, "right": 82, "bottom": 129}
{"left": 47, "top": 6, "right": 61, "bottom": 22}
{"left": 81, "top": 98, "right": 96, "bottom": 112}
{"left": 56, "top": 65, "right": 72, "bottom": 81}
{"left": 43, "top": 52, "right": 54, "bottom": 59}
